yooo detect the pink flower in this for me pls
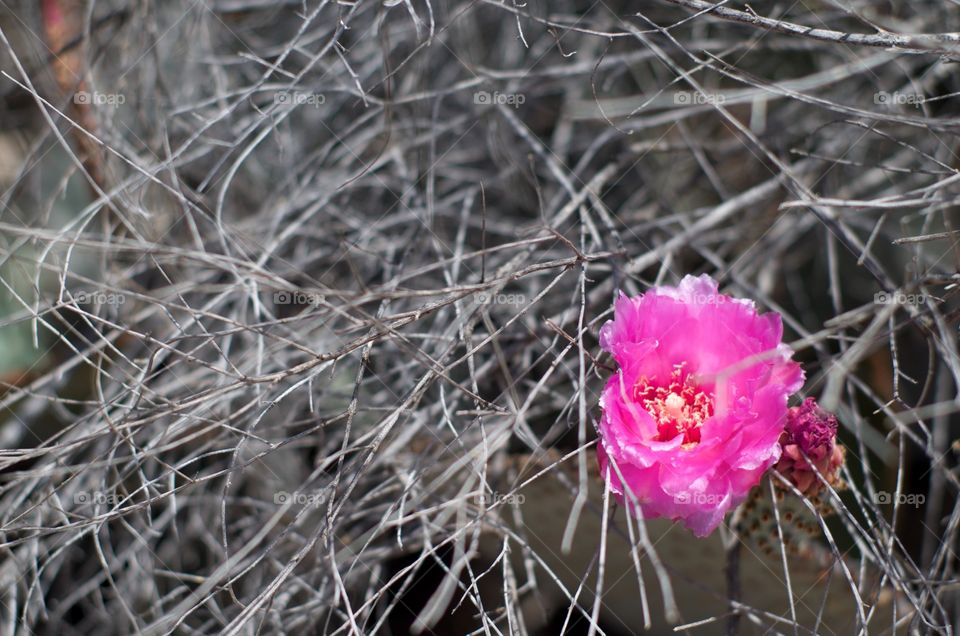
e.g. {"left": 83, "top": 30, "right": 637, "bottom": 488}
{"left": 775, "top": 398, "right": 845, "bottom": 496}
{"left": 596, "top": 275, "right": 803, "bottom": 536}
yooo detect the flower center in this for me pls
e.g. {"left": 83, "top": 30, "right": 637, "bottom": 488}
{"left": 633, "top": 364, "right": 714, "bottom": 447}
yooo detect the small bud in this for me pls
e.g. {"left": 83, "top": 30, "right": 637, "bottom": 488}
{"left": 775, "top": 398, "right": 845, "bottom": 496}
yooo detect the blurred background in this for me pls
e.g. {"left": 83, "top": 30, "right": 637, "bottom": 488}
{"left": 0, "top": 0, "right": 958, "bottom": 633}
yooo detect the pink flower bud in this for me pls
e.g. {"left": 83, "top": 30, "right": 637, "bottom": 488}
{"left": 774, "top": 398, "right": 845, "bottom": 496}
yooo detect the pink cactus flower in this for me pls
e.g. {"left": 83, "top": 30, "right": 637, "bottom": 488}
{"left": 596, "top": 275, "right": 804, "bottom": 536}
{"left": 775, "top": 398, "right": 845, "bottom": 496}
